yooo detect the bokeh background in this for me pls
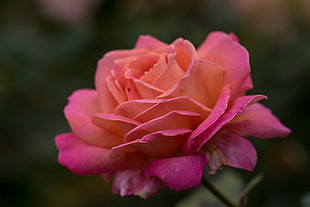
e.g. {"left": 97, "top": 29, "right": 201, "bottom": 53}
{"left": 1, "top": 0, "right": 309, "bottom": 206}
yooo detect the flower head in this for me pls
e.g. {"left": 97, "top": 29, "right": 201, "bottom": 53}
{"left": 55, "top": 32, "right": 290, "bottom": 198}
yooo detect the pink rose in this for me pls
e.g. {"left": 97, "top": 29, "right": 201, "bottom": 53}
{"left": 55, "top": 32, "right": 291, "bottom": 198}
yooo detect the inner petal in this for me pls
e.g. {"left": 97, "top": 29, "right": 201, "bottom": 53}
{"left": 92, "top": 113, "right": 141, "bottom": 136}
{"left": 134, "top": 96, "right": 211, "bottom": 123}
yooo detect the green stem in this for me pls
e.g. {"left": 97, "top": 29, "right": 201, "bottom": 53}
{"left": 201, "top": 175, "right": 238, "bottom": 207}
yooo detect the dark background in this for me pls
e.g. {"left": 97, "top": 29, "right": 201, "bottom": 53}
{"left": 1, "top": 0, "right": 309, "bottom": 206}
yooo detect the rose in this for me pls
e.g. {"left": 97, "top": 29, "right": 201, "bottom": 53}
{"left": 55, "top": 32, "right": 290, "bottom": 198}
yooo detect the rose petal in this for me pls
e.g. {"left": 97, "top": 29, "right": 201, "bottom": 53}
{"left": 133, "top": 78, "right": 165, "bottom": 99}
{"left": 127, "top": 54, "right": 159, "bottom": 81}
{"left": 158, "top": 59, "right": 224, "bottom": 108}
{"left": 198, "top": 31, "right": 252, "bottom": 97}
{"left": 144, "top": 154, "right": 208, "bottom": 191}
{"left": 152, "top": 53, "right": 184, "bottom": 90}
{"left": 64, "top": 89, "right": 123, "bottom": 147}
{"left": 92, "top": 113, "right": 141, "bottom": 135}
{"left": 134, "top": 96, "right": 211, "bottom": 123}
{"left": 183, "top": 85, "right": 231, "bottom": 154}
{"left": 114, "top": 99, "right": 159, "bottom": 119}
{"left": 106, "top": 75, "right": 127, "bottom": 103}
{"left": 55, "top": 133, "right": 147, "bottom": 175}
{"left": 189, "top": 94, "right": 266, "bottom": 153}
{"left": 95, "top": 49, "right": 147, "bottom": 113}
{"left": 124, "top": 110, "right": 202, "bottom": 142}
{"left": 138, "top": 54, "right": 166, "bottom": 84}
{"left": 112, "top": 169, "right": 165, "bottom": 199}
{"left": 112, "top": 128, "right": 192, "bottom": 158}
{"left": 172, "top": 38, "right": 197, "bottom": 71}
{"left": 205, "top": 130, "right": 257, "bottom": 174}
{"left": 226, "top": 103, "right": 291, "bottom": 138}
{"left": 135, "top": 35, "right": 167, "bottom": 50}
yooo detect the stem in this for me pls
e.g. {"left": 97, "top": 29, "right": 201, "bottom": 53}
{"left": 201, "top": 175, "right": 238, "bottom": 207}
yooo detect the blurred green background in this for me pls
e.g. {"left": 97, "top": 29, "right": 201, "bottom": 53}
{"left": 1, "top": 0, "right": 309, "bottom": 206}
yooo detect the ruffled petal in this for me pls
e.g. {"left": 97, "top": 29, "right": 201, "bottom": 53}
{"left": 112, "top": 169, "right": 165, "bottom": 199}
{"left": 145, "top": 154, "right": 208, "bottom": 191}
{"left": 183, "top": 85, "right": 231, "bottom": 154}
{"left": 55, "top": 133, "right": 147, "bottom": 175}
{"left": 226, "top": 103, "right": 291, "bottom": 138}
{"left": 189, "top": 94, "right": 266, "bottom": 153}
{"left": 124, "top": 110, "right": 202, "bottom": 142}
{"left": 205, "top": 130, "right": 257, "bottom": 174}
{"left": 64, "top": 89, "right": 123, "bottom": 148}
{"left": 198, "top": 31, "right": 252, "bottom": 97}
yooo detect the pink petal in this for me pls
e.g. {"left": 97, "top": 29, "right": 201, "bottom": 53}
{"left": 189, "top": 94, "right": 266, "bottom": 154}
{"left": 172, "top": 38, "right": 197, "bottom": 71}
{"left": 106, "top": 75, "right": 127, "bottom": 103}
{"left": 226, "top": 103, "right": 291, "bottom": 138}
{"left": 205, "top": 130, "right": 257, "bottom": 174}
{"left": 228, "top": 33, "right": 239, "bottom": 43}
{"left": 133, "top": 78, "right": 165, "bottom": 99}
{"left": 198, "top": 31, "right": 252, "bottom": 97}
{"left": 134, "top": 96, "right": 211, "bottom": 123}
{"left": 64, "top": 89, "right": 123, "bottom": 147}
{"left": 127, "top": 54, "right": 160, "bottom": 81}
{"left": 124, "top": 110, "right": 202, "bottom": 142}
{"left": 112, "top": 128, "right": 192, "bottom": 158}
{"left": 144, "top": 154, "right": 208, "bottom": 191}
{"left": 152, "top": 53, "right": 184, "bottom": 90}
{"left": 183, "top": 85, "right": 231, "bottom": 154}
{"left": 55, "top": 133, "right": 147, "bottom": 175}
{"left": 112, "top": 169, "right": 165, "bottom": 198}
{"left": 95, "top": 49, "right": 147, "bottom": 113}
{"left": 124, "top": 78, "right": 142, "bottom": 100}
{"left": 114, "top": 99, "right": 159, "bottom": 119}
{"left": 137, "top": 54, "right": 166, "bottom": 84}
{"left": 92, "top": 113, "right": 141, "bottom": 135}
{"left": 134, "top": 35, "right": 167, "bottom": 50}
{"left": 158, "top": 59, "right": 224, "bottom": 108}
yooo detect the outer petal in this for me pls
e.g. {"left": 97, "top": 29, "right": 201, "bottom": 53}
{"left": 145, "top": 154, "right": 208, "bottom": 191}
{"left": 198, "top": 31, "right": 252, "bottom": 97}
{"left": 64, "top": 89, "right": 123, "bottom": 148}
{"left": 124, "top": 110, "right": 202, "bottom": 142}
{"left": 189, "top": 94, "right": 266, "bottom": 153}
{"left": 134, "top": 35, "right": 167, "bottom": 50}
{"left": 112, "top": 169, "right": 165, "bottom": 199}
{"left": 111, "top": 128, "right": 192, "bottom": 158}
{"left": 205, "top": 130, "right": 257, "bottom": 174}
{"left": 226, "top": 103, "right": 291, "bottom": 138}
{"left": 55, "top": 133, "right": 147, "bottom": 175}
{"left": 183, "top": 85, "right": 231, "bottom": 154}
